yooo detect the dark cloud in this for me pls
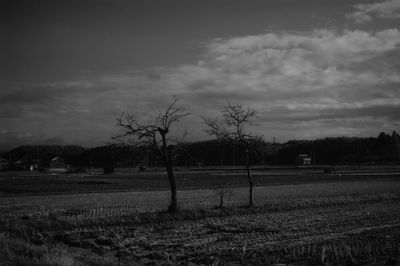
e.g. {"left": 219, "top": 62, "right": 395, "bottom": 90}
{"left": 260, "top": 103, "right": 400, "bottom": 123}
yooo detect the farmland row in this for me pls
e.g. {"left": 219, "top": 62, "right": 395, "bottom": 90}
{"left": 1, "top": 181, "right": 399, "bottom": 226}
{"left": 53, "top": 200, "right": 400, "bottom": 265}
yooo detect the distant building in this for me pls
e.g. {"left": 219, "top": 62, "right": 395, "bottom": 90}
{"left": 0, "top": 157, "right": 9, "bottom": 171}
{"left": 29, "top": 159, "right": 40, "bottom": 171}
{"left": 296, "top": 154, "right": 311, "bottom": 165}
{"left": 48, "top": 157, "right": 69, "bottom": 173}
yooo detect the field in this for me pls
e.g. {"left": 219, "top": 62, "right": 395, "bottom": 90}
{"left": 1, "top": 166, "right": 400, "bottom": 265}
{"left": 1, "top": 165, "right": 399, "bottom": 195}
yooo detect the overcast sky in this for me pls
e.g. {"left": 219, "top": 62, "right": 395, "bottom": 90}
{"left": 1, "top": 0, "right": 400, "bottom": 151}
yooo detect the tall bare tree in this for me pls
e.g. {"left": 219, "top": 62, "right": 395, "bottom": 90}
{"left": 114, "top": 98, "right": 190, "bottom": 213}
{"left": 204, "top": 103, "right": 260, "bottom": 207}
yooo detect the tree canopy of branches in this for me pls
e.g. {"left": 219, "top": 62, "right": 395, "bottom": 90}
{"left": 115, "top": 97, "right": 190, "bottom": 213}
{"left": 204, "top": 103, "right": 260, "bottom": 207}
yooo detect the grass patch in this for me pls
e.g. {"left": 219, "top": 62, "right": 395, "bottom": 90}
{"left": 0, "top": 234, "right": 76, "bottom": 266}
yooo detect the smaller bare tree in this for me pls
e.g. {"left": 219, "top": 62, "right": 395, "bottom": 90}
{"left": 114, "top": 97, "right": 190, "bottom": 213}
{"left": 214, "top": 183, "right": 234, "bottom": 208}
{"left": 204, "top": 103, "right": 260, "bottom": 207}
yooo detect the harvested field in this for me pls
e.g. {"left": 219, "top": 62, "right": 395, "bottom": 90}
{"left": 1, "top": 168, "right": 400, "bottom": 265}
{"left": 1, "top": 181, "right": 400, "bottom": 217}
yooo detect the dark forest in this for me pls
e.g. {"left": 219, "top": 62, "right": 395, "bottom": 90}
{"left": 2, "top": 131, "right": 400, "bottom": 170}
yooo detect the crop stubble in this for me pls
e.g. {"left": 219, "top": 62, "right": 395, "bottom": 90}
{"left": 1, "top": 180, "right": 400, "bottom": 264}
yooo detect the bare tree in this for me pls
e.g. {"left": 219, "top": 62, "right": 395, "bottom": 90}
{"left": 204, "top": 104, "right": 260, "bottom": 207}
{"left": 214, "top": 183, "right": 234, "bottom": 208}
{"left": 114, "top": 97, "right": 190, "bottom": 213}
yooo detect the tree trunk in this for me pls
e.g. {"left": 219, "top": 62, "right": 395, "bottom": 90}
{"left": 245, "top": 149, "right": 254, "bottom": 207}
{"left": 161, "top": 131, "right": 178, "bottom": 213}
{"left": 246, "top": 163, "right": 254, "bottom": 207}
{"left": 166, "top": 162, "right": 178, "bottom": 213}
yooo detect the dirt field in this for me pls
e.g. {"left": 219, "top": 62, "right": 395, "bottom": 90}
{"left": 1, "top": 167, "right": 400, "bottom": 265}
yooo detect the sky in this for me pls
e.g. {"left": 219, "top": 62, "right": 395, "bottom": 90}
{"left": 1, "top": 0, "right": 400, "bottom": 151}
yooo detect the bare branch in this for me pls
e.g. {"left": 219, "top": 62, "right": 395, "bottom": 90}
{"left": 114, "top": 97, "right": 190, "bottom": 156}
{"left": 204, "top": 104, "right": 257, "bottom": 145}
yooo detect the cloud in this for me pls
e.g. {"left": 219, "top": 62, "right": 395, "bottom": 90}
{"left": 196, "top": 29, "right": 400, "bottom": 138}
{"left": 2, "top": 28, "right": 400, "bottom": 145}
{"left": 346, "top": 0, "right": 400, "bottom": 23}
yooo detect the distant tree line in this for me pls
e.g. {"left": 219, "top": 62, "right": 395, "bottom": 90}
{"left": 274, "top": 131, "right": 400, "bottom": 165}
{"left": 2, "top": 131, "right": 400, "bottom": 169}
